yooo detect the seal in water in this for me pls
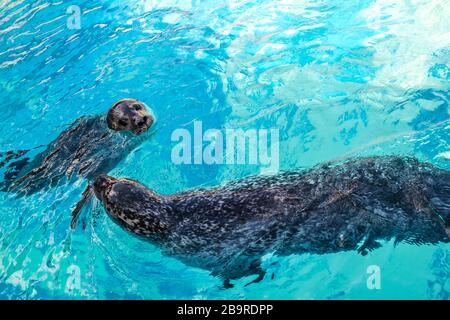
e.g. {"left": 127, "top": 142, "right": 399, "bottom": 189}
{"left": 0, "top": 98, "right": 155, "bottom": 196}
{"left": 91, "top": 156, "right": 450, "bottom": 287}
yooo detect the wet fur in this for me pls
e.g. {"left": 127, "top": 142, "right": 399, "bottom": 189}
{"left": 1, "top": 99, "right": 153, "bottom": 196}
{"left": 95, "top": 156, "right": 450, "bottom": 284}
{"left": 1, "top": 118, "right": 144, "bottom": 195}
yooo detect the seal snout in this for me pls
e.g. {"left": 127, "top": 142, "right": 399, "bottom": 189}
{"left": 133, "top": 112, "right": 154, "bottom": 134}
{"left": 128, "top": 101, "right": 154, "bottom": 135}
{"left": 93, "top": 174, "right": 115, "bottom": 199}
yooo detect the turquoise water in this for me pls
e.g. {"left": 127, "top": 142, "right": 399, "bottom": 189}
{"left": 0, "top": 0, "right": 449, "bottom": 299}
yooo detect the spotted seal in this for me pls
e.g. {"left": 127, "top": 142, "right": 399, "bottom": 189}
{"left": 0, "top": 98, "right": 155, "bottom": 196}
{"left": 91, "top": 156, "right": 450, "bottom": 287}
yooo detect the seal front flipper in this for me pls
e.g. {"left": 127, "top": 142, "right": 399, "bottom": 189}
{"left": 244, "top": 268, "right": 266, "bottom": 287}
{"left": 221, "top": 279, "right": 234, "bottom": 289}
{"left": 71, "top": 184, "right": 93, "bottom": 229}
{"left": 357, "top": 236, "right": 382, "bottom": 256}
{"left": 224, "top": 257, "right": 267, "bottom": 287}
{"left": 219, "top": 261, "right": 266, "bottom": 288}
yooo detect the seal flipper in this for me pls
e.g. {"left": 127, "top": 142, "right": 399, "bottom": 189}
{"left": 0, "top": 157, "right": 32, "bottom": 193}
{"left": 242, "top": 258, "right": 266, "bottom": 286}
{"left": 244, "top": 268, "right": 266, "bottom": 287}
{"left": 0, "top": 144, "right": 45, "bottom": 170}
{"left": 357, "top": 236, "right": 382, "bottom": 256}
{"left": 71, "top": 184, "right": 93, "bottom": 229}
{"left": 219, "top": 261, "right": 266, "bottom": 288}
{"left": 221, "top": 279, "right": 234, "bottom": 289}
{"left": 0, "top": 149, "right": 29, "bottom": 169}
{"left": 3, "top": 158, "right": 30, "bottom": 181}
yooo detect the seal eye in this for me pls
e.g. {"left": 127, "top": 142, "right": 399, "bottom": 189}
{"left": 118, "top": 119, "right": 128, "bottom": 127}
{"left": 133, "top": 104, "right": 142, "bottom": 111}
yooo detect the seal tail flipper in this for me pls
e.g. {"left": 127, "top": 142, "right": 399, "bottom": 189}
{"left": 71, "top": 184, "right": 93, "bottom": 229}
{"left": 0, "top": 149, "right": 29, "bottom": 169}
{"left": 0, "top": 144, "right": 45, "bottom": 169}
{"left": 3, "top": 158, "right": 31, "bottom": 181}
{"left": 0, "top": 158, "right": 29, "bottom": 193}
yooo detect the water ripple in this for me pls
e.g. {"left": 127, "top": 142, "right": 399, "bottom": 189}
{"left": 0, "top": 0, "right": 449, "bottom": 299}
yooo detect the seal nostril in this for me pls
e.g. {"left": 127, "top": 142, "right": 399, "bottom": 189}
{"left": 138, "top": 116, "right": 148, "bottom": 127}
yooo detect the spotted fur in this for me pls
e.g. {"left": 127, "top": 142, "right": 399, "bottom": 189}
{"left": 94, "top": 156, "right": 450, "bottom": 285}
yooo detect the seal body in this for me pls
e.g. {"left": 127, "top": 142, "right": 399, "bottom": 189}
{"left": 93, "top": 156, "right": 450, "bottom": 283}
{"left": 1, "top": 99, "right": 154, "bottom": 195}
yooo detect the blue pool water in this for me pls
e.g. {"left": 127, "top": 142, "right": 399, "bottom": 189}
{"left": 0, "top": 0, "right": 449, "bottom": 299}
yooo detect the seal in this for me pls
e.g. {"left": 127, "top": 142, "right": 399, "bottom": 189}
{"left": 91, "top": 156, "right": 450, "bottom": 287}
{"left": 0, "top": 98, "right": 155, "bottom": 196}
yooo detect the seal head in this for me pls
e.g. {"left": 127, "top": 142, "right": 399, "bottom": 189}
{"left": 93, "top": 174, "right": 172, "bottom": 239}
{"left": 107, "top": 99, "right": 155, "bottom": 135}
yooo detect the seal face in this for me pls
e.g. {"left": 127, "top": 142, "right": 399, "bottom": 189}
{"left": 93, "top": 156, "right": 450, "bottom": 286}
{"left": 1, "top": 98, "right": 156, "bottom": 195}
{"left": 106, "top": 99, "right": 155, "bottom": 135}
